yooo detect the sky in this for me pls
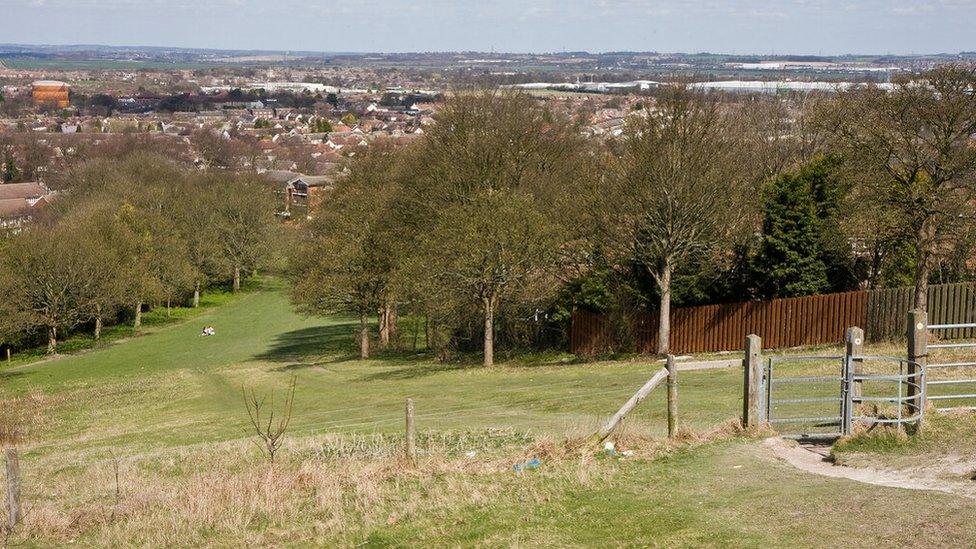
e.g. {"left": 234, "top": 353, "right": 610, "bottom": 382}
{"left": 3, "top": 0, "right": 975, "bottom": 56}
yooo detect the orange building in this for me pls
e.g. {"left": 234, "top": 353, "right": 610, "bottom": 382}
{"left": 31, "top": 80, "right": 70, "bottom": 108}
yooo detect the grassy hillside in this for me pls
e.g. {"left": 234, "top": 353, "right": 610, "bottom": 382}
{"left": 4, "top": 279, "right": 976, "bottom": 546}
{"left": 2, "top": 278, "right": 747, "bottom": 464}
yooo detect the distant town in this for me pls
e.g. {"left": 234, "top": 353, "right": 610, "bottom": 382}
{"left": 1, "top": 44, "right": 973, "bottom": 230}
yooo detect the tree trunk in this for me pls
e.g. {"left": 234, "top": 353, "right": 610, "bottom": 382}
{"left": 387, "top": 303, "right": 399, "bottom": 346}
{"left": 657, "top": 258, "right": 673, "bottom": 355}
{"left": 166, "top": 297, "right": 171, "bottom": 317}
{"left": 913, "top": 260, "right": 931, "bottom": 311}
{"left": 378, "top": 301, "right": 399, "bottom": 349}
{"left": 46, "top": 326, "right": 57, "bottom": 354}
{"left": 483, "top": 294, "right": 495, "bottom": 367}
{"left": 913, "top": 223, "right": 935, "bottom": 310}
{"left": 412, "top": 316, "right": 420, "bottom": 351}
{"left": 94, "top": 304, "right": 103, "bottom": 341}
{"left": 378, "top": 309, "right": 390, "bottom": 349}
{"left": 193, "top": 280, "right": 201, "bottom": 308}
{"left": 232, "top": 266, "right": 241, "bottom": 292}
{"left": 134, "top": 301, "right": 143, "bottom": 330}
{"left": 359, "top": 312, "right": 370, "bottom": 360}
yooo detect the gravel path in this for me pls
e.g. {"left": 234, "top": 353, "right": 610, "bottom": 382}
{"left": 763, "top": 436, "right": 976, "bottom": 500}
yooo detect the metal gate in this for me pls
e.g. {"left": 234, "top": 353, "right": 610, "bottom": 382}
{"left": 764, "top": 354, "right": 924, "bottom": 439}
{"left": 764, "top": 355, "right": 846, "bottom": 438}
{"left": 926, "top": 322, "right": 976, "bottom": 412}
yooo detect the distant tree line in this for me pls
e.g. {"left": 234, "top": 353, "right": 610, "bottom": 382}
{"left": 289, "top": 65, "right": 976, "bottom": 363}
{"left": 0, "top": 154, "right": 278, "bottom": 354}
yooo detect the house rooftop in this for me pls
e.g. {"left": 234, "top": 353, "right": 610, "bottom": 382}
{"left": 0, "top": 182, "right": 47, "bottom": 201}
{"left": 260, "top": 170, "right": 302, "bottom": 184}
{"left": 0, "top": 198, "right": 31, "bottom": 218}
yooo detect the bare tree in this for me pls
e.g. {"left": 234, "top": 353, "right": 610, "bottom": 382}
{"left": 242, "top": 377, "right": 297, "bottom": 464}
{"left": 825, "top": 65, "right": 976, "bottom": 309}
{"left": 607, "top": 88, "right": 755, "bottom": 354}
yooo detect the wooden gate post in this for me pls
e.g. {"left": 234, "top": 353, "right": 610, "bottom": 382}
{"left": 666, "top": 355, "right": 678, "bottom": 438}
{"left": 907, "top": 309, "right": 927, "bottom": 416}
{"left": 742, "top": 334, "right": 764, "bottom": 428}
{"left": 5, "top": 448, "right": 21, "bottom": 531}
{"left": 846, "top": 327, "right": 865, "bottom": 398}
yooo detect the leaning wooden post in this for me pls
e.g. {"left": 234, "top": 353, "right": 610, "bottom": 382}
{"left": 404, "top": 398, "right": 416, "bottom": 463}
{"left": 5, "top": 448, "right": 21, "bottom": 531}
{"left": 846, "top": 327, "right": 865, "bottom": 399}
{"left": 742, "top": 335, "right": 764, "bottom": 428}
{"left": 666, "top": 355, "right": 678, "bottom": 438}
{"left": 907, "top": 309, "right": 927, "bottom": 417}
{"left": 596, "top": 367, "right": 669, "bottom": 442}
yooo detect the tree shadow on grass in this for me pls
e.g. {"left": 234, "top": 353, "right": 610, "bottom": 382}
{"left": 256, "top": 322, "right": 437, "bottom": 372}
{"left": 254, "top": 324, "right": 359, "bottom": 370}
{"left": 354, "top": 348, "right": 602, "bottom": 382}
{"left": 354, "top": 361, "right": 476, "bottom": 382}
{"left": 255, "top": 319, "right": 588, "bottom": 378}
{"left": 0, "top": 370, "right": 26, "bottom": 381}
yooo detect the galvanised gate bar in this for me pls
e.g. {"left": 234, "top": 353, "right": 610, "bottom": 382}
{"left": 762, "top": 352, "right": 924, "bottom": 439}
{"left": 925, "top": 320, "right": 976, "bottom": 412}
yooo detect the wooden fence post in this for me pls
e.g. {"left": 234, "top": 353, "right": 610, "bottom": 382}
{"left": 596, "top": 367, "right": 669, "bottom": 442}
{"left": 5, "top": 448, "right": 21, "bottom": 531}
{"left": 742, "top": 334, "right": 763, "bottom": 428}
{"left": 404, "top": 398, "right": 416, "bottom": 463}
{"left": 907, "top": 309, "right": 927, "bottom": 416}
{"left": 846, "top": 326, "right": 864, "bottom": 398}
{"left": 666, "top": 355, "right": 678, "bottom": 438}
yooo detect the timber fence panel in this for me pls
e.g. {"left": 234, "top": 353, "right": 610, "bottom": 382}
{"left": 572, "top": 290, "right": 870, "bottom": 355}
{"left": 863, "top": 282, "right": 976, "bottom": 342}
{"left": 570, "top": 284, "right": 976, "bottom": 356}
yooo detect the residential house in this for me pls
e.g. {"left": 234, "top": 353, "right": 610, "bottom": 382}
{"left": 261, "top": 171, "right": 335, "bottom": 219}
{"left": 0, "top": 182, "right": 54, "bottom": 234}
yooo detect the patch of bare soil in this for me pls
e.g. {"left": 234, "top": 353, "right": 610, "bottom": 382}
{"left": 763, "top": 437, "right": 976, "bottom": 500}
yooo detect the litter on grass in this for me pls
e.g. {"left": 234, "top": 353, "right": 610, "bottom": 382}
{"left": 513, "top": 458, "right": 542, "bottom": 472}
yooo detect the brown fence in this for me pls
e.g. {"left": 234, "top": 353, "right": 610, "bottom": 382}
{"left": 867, "top": 282, "right": 976, "bottom": 341}
{"left": 571, "top": 282, "right": 976, "bottom": 355}
{"left": 571, "top": 291, "right": 868, "bottom": 355}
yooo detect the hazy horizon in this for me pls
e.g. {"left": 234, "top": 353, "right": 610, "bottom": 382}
{"left": 4, "top": 0, "right": 975, "bottom": 57}
{"left": 3, "top": 41, "right": 974, "bottom": 58}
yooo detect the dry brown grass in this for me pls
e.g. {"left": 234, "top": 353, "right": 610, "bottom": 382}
{"left": 0, "top": 391, "right": 51, "bottom": 448}
{"left": 2, "top": 432, "right": 559, "bottom": 545}
{"left": 1, "top": 422, "right": 749, "bottom": 546}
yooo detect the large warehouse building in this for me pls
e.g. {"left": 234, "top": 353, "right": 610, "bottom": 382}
{"left": 31, "top": 80, "right": 70, "bottom": 108}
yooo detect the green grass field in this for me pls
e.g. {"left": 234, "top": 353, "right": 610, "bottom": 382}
{"left": 3, "top": 279, "right": 976, "bottom": 546}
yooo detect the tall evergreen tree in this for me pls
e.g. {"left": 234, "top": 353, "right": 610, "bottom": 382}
{"left": 752, "top": 168, "right": 829, "bottom": 299}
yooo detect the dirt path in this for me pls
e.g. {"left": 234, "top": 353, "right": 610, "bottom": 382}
{"left": 763, "top": 437, "right": 976, "bottom": 499}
